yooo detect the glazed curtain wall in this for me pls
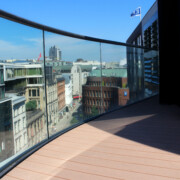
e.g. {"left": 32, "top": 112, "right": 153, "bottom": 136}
{"left": 0, "top": 16, "right": 159, "bottom": 172}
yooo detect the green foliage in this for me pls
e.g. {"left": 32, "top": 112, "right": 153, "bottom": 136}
{"left": 91, "top": 106, "right": 99, "bottom": 117}
{"left": 70, "top": 117, "right": 79, "bottom": 125}
{"left": 14, "top": 80, "right": 26, "bottom": 90}
{"left": 26, "top": 100, "right": 37, "bottom": 111}
{"left": 122, "top": 83, "right": 127, "bottom": 88}
{"left": 102, "top": 81, "right": 105, "bottom": 86}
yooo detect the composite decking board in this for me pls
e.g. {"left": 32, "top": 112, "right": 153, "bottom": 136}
{"left": 51, "top": 137, "right": 178, "bottom": 155}
{"left": 41, "top": 140, "right": 180, "bottom": 162}
{"left": 2, "top": 175, "right": 22, "bottom": 180}
{"left": 2, "top": 96, "right": 180, "bottom": 180}
{"left": 46, "top": 138, "right": 180, "bottom": 156}
{"left": 25, "top": 153, "right": 180, "bottom": 179}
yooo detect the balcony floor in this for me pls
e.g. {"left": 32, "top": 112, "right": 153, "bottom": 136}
{"left": 2, "top": 96, "right": 180, "bottom": 180}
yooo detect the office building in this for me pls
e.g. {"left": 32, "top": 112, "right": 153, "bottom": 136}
{"left": 83, "top": 76, "right": 129, "bottom": 114}
{"left": 0, "top": 63, "right": 45, "bottom": 110}
{"left": 126, "top": 1, "right": 159, "bottom": 100}
{"left": 49, "top": 46, "right": 62, "bottom": 61}
{"left": 82, "top": 68, "right": 128, "bottom": 114}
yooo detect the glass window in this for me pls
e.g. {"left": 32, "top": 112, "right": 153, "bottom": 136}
{"left": 29, "top": 90, "right": 31, "bottom": 97}
{"left": 32, "top": 89, "right": 36, "bottom": 97}
{"left": 37, "top": 89, "right": 40, "bottom": 96}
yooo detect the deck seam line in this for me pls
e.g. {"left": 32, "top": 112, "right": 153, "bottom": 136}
{"left": 34, "top": 153, "right": 180, "bottom": 171}
{"left": 25, "top": 158, "right": 179, "bottom": 179}
{"left": 40, "top": 146, "right": 180, "bottom": 163}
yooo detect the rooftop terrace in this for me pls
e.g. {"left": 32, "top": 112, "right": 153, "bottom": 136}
{"left": 3, "top": 96, "right": 180, "bottom": 180}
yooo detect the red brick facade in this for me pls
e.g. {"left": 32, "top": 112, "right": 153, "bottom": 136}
{"left": 82, "top": 77, "right": 129, "bottom": 114}
{"left": 57, "top": 78, "right": 65, "bottom": 111}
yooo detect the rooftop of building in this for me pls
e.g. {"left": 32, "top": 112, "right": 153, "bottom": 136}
{"left": 0, "top": 62, "right": 43, "bottom": 68}
{"left": 26, "top": 109, "right": 44, "bottom": 125}
{"left": 62, "top": 74, "right": 71, "bottom": 84}
{"left": 54, "top": 64, "right": 95, "bottom": 73}
{"left": 5, "top": 93, "right": 26, "bottom": 105}
{"left": 90, "top": 68, "right": 127, "bottom": 77}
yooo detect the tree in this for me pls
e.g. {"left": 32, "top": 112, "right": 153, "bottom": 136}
{"left": 122, "top": 83, "right": 127, "bottom": 88}
{"left": 26, "top": 100, "right": 37, "bottom": 111}
{"left": 91, "top": 106, "right": 99, "bottom": 117}
{"left": 70, "top": 117, "right": 79, "bottom": 125}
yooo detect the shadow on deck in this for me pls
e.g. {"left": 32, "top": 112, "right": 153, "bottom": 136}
{"left": 88, "top": 96, "right": 180, "bottom": 154}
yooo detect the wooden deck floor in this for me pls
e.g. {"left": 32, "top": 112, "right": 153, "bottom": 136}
{"left": 2, "top": 96, "right": 180, "bottom": 180}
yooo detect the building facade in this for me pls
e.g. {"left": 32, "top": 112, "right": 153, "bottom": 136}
{"left": 71, "top": 65, "right": 90, "bottom": 97}
{"left": 57, "top": 77, "right": 66, "bottom": 112}
{"left": 0, "top": 65, "right": 14, "bottom": 162}
{"left": 62, "top": 74, "right": 73, "bottom": 111}
{"left": 71, "top": 65, "right": 82, "bottom": 97}
{"left": 126, "top": 1, "right": 159, "bottom": 100}
{"left": 26, "top": 110, "right": 46, "bottom": 147}
{"left": 0, "top": 63, "right": 45, "bottom": 110}
{"left": 49, "top": 46, "right": 61, "bottom": 61}
{"left": 0, "top": 98, "right": 14, "bottom": 163}
{"left": 6, "top": 94, "right": 28, "bottom": 155}
{"left": 46, "top": 82, "right": 59, "bottom": 129}
{"left": 0, "top": 65, "right": 5, "bottom": 99}
{"left": 82, "top": 76, "right": 129, "bottom": 114}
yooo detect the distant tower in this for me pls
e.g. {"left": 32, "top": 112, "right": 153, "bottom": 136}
{"left": 49, "top": 46, "right": 61, "bottom": 61}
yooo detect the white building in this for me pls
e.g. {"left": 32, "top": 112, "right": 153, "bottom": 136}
{"left": 71, "top": 65, "right": 82, "bottom": 96}
{"left": 73, "top": 60, "right": 105, "bottom": 67}
{"left": 62, "top": 74, "right": 73, "bottom": 109}
{"left": 6, "top": 93, "right": 28, "bottom": 155}
{"left": 81, "top": 71, "right": 89, "bottom": 85}
{"left": 71, "top": 65, "right": 83, "bottom": 97}
{"left": 71, "top": 65, "right": 90, "bottom": 97}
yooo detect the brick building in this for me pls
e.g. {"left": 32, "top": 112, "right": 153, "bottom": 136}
{"left": 57, "top": 77, "right": 65, "bottom": 111}
{"left": 82, "top": 76, "right": 129, "bottom": 114}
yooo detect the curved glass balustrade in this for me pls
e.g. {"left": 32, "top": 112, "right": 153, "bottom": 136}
{"left": 0, "top": 11, "right": 159, "bottom": 176}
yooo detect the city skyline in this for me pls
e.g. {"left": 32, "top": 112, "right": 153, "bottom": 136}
{"left": 0, "top": 19, "right": 127, "bottom": 63}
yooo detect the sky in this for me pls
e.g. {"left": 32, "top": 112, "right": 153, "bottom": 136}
{"left": 0, "top": 0, "right": 156, "bottom": 60}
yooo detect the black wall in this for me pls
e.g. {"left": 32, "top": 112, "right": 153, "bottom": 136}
{"left": 158, "top": 0, "right": 180, "bottom": 105}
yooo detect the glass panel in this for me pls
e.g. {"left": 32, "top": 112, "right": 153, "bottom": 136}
{"left": 100, "top": 43, "right": 129, "bottom": 112}
{"left": 0, "top": 18, "right": 47, "bottom": 167}
{"left": 127, "top": 46, "right": 159, "bottom": 103}
{"left": 44, "top": 32, "right": 101, "bottom": 136}
{"left": 127, "top": 46, "right": 145, "bottom": 103}
{"left": 144, "top": 49, "right": 159, "bottom": 97}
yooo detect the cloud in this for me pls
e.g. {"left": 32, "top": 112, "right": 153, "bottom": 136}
{"left": 0, "top": 40, "right": 43, "bottom": 59}
{"left": 0, "top": 33, "right": 127, "bottom": 62}
{"left": 24, "top": 37, "right": 43, "bottom": 44}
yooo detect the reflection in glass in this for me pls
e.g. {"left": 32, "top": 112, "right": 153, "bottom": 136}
{"left": 0, "top": 18, "right": 47, "bottom": 167}
{"left": 144, "top": 49, "right": 159, "bottom": 97}
{"left": 127, "top": 46, "right": 145, "bottom": 103}
{"left": 44, "top": 32, "right": 101, "bottom": 135}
